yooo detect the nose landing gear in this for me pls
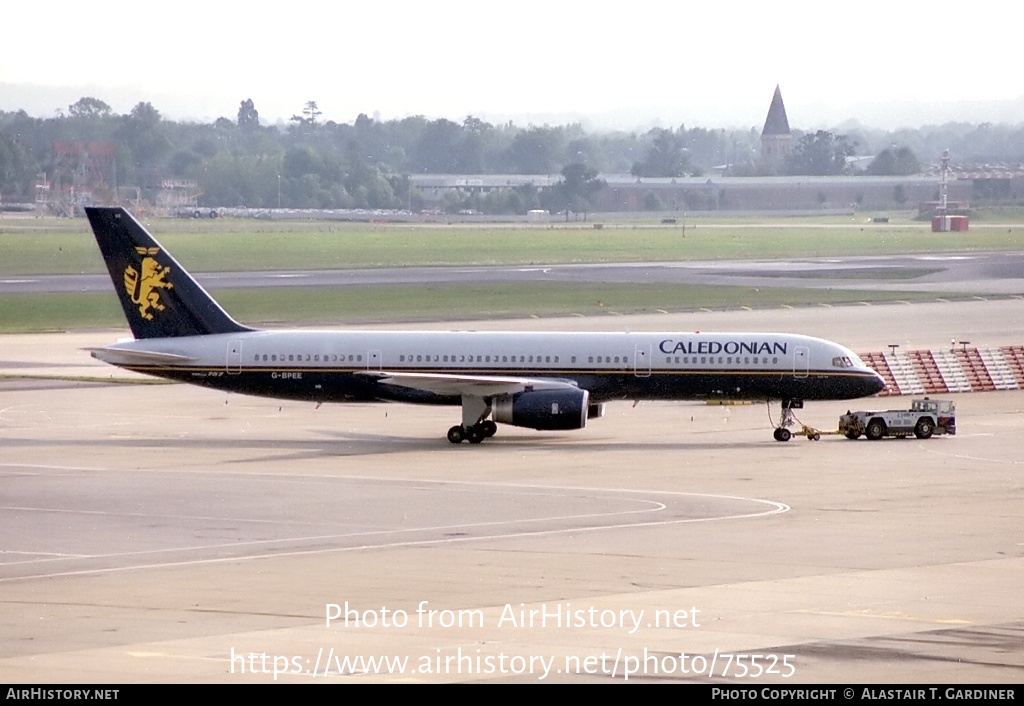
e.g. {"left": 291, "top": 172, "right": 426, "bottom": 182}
{"left": 771, "top": 399, "right": 802, "bottom": 442}
{"left": 769, "top": 399, "right": 833, "bottom": 441}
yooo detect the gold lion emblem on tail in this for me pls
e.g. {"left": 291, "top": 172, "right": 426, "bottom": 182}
{"left": 124, "top": 247, "right": 173, "bottom": 320}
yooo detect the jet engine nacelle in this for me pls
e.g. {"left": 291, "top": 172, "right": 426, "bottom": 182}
{"left": 492, "top": 388, "right": 590, "bottom": 431}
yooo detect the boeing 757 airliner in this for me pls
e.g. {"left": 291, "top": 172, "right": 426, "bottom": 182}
{"left": 84, "top": 207, "right": 885, "bottom": 443}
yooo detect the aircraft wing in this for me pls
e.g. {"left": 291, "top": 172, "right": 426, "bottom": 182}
{"left": 86, "top": 347, "right": 200, "bottom": 366}
{"left": 362, "top": 371, "right": 579, "bottom": 398}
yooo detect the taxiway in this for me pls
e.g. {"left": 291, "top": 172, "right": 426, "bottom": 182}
{"left": 1, "top": 300, "right": 1022, "bottom": 682}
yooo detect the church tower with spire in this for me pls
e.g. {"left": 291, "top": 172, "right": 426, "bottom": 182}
{"left": 760, "top": 85, "right": 792, "bottom": 164}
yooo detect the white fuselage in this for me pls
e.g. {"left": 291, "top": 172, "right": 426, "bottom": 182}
{"left": 94, "top": 328, "right": 885, "bottom": 405}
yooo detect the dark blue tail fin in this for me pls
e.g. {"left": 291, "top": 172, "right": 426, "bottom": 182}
{"left": 85, "top": 207, "right": 252, "bottom": 339}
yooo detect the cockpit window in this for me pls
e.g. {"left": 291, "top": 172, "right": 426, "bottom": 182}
{"left": 832, "top": 356, "right": 854, "bottom": 368}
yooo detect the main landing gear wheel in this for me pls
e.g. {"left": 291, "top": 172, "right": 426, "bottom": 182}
{"left": 447, "top": 421, "right": 498, "bottom": 445}
{"left": 448, "top": 395, "right": 496, "bottom": 444}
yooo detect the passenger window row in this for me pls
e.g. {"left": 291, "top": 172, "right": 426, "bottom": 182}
{"left": 253, "top": 353, "right": 363, "bottom": 363}
{"left": 665, "top": 356, "right": 779, "bottom": 365}
{"left": 399, "top": 354, "right": 562, "bottom": 364}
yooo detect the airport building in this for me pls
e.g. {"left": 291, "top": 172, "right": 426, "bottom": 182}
{"left": 407, "top": 173, "right": 974, "bottom": 215}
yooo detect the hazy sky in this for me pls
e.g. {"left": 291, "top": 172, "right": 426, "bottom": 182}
{"left": 2, "top": 0, "right": 1020, "bottom": 130}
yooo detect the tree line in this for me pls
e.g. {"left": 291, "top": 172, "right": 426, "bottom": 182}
{"left": 1, "top": 97, "right": 1023, "bottom": 213}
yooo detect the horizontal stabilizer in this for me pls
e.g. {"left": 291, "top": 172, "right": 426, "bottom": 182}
{"left": 86, "top": 347, "right": 199, "bottom": 366}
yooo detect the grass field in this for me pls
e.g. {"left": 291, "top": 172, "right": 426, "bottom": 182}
{"left": 0, "top": 283, "right": 951, "bottom": 333}
{"left": 2, "top": 213, "right": 1024, "bottom": 276}
{"left": 1, "top": 212, "right": 1021, "bottom": 332}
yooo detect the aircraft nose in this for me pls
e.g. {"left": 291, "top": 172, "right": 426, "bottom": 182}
{"left": 868, "top": 369, "right": 886, "bottom": 395}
